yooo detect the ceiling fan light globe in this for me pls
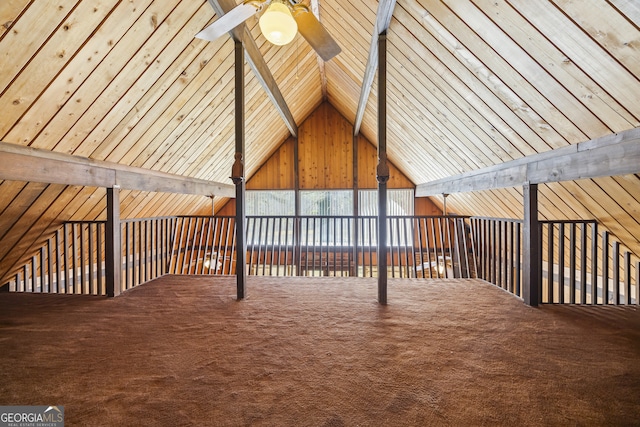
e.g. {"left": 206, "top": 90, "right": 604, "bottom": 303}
{"left": 259, "top": 1, "right": 297, "bottom": 45}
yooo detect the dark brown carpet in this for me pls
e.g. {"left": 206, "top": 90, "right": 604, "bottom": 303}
{"left": 1, "top": 276, "right": 639, "bottom": 426}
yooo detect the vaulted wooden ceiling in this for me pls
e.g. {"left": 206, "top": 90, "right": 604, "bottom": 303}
{"left": 1, "top": 0, "right": 639, "bottom": 283}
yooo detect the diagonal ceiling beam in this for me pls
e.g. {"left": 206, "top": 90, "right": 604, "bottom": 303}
{"left": 353, "top": 0, "right": 397, "bottom": 136}
{"left": 208, "top": 0, "right": 298, "bottom": 137}
{"left": 310, "top": 0, "right": 328, "bottom": 99}
{"left": 415, "top": 127, "right": 640, "bottom": 196}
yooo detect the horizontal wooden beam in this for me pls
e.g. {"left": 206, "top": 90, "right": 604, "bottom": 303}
{"left": 208, "top": 0, "right": 298, "bottom": 138}
{"left": 0, "top": 141, "right": 235, "bottom": 197}
{"left": 416, "top": 127, "right": 640, "bottom": 196}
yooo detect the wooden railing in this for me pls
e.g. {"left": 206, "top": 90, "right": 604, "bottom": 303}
{"left": 121, "top": 217, "right": 176, "bottom": 290}
{"left": 4, "top": 215, "right": 636, "bottom": 306}
{"left": 469, "top": 217, "right": 639, "bottom": 305}
{"left": 2, "top": 221, "right": 107, "bottom": 294}
{"left": 166, "top": 215, "right": 474, "bottom": 279}
{"left": 541, "top": 220, "right": 639, "bottom": 305}
{"left": 469, "top": 217, "right": 523, "bottom": 298}
{"left": 167, "top": 216, "right": 236, "bottom": 275}
{"left": 1, "top": 218, "right": 175, "bottom": 295}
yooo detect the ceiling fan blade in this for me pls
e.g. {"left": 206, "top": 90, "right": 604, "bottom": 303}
{"left": 196, "top": 2, "right": 260, "bottom": 42}
{"left": 292, "top": 5, "right": 341, "bottom": 62}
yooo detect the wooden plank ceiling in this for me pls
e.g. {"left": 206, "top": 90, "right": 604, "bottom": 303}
{"left": 1, "top": 0, "right": 639, "bottom": 282}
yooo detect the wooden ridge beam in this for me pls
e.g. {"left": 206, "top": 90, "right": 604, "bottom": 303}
{"left": 416, "top": 127, "right": 640, "bottom": 196}
{"left": 353, "top": 0, "right": 397, "bottom": 136}
{"left": 0, "top": 141, "right": 235, "bottom": 197}
{"left": 208, "top": 0, "right": 298, "bottom": 137}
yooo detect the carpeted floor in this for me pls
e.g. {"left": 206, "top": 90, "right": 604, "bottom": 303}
{"left": 1, "top": 275, "right": 639, "bottom": 426}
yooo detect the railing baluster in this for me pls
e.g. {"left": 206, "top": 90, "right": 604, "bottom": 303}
{"left": 469, "top": 219, "right": 478, "bottom": 279}
{"left": 224, "top": 217, "right": 231, "bottom": 271}
{"left": 72, "top": 224, "right": 78, "bottom": 294}
{"left": 612, "top": 241, "right": 620, "bottom": 305}
{"left": 569, "top": 223, "right": 576, "bottom": 304}
{"left": 591, "top": 223, "right": 598, "bottom": 304}
{"left": 201, "top": 217, "right": 211, "bottom": 275}
{"left": 484, "top": 219, "right": 491, "bottom": 282}
{"left": 461, "top": 218, "right": 470, "bottom": 279}
{"left": 55, "top": 229, "right": 61, "bottom": 294}
{"left": 369, "top": 218, "right": 375, "bottom": 277}
{"left": 547, "top": 223, "right": 554, "bottom": 303}
{"left": 169, "top": 218, "right": 180, "bottom": 274}
{"left": 181, "top": 217, "right": 193, "bottom": 275}
{"left": 496, "top": 220, "right": 503, "bottom": 288}
{"left": 558, "top": 224, "right": 565, "bottom": 304}
{"left": 636, "top": 261, "right": 639, "bottom": 306}
{"left": 97, "top": 223, "right": 103, "bottom": 295}
{"left": 144, "top": 220, "right": 150, "bottom": 281}
{"left": 88, "top": 223, "right": 94, "bottom": 294}
{"left": 228, "top": 217, "right": 237, "bottom": 275}
{"left": 624, "top": 251, "right": 631, "bottom": 305}
{"left": 602, "top": 231, "right": 610, "bottom": 304}
{"left": 23, "top": 264, "right": 28, "bottom": 292}
{"left": 515, "top": 222, "right": 521, "bottom": 297}
{"left": 270, "top": 217, "right": 278, "bottom": 276}
{"left": 81, "top": 224, "right": 87, "bottom": 293}
{"left": 31, "top": 256, "right": 36, "bottom": 292}
{"left": 39, "top": 247, "right": 45, "bottom": 293}
{"left": 125, "top": 222, "right": 131, "bottom": 289}
{"left": 437, "top": 217, "right": 446, "bottom": 279}
{"left": 580, "top": 223, "right": 588, "bottom": 305}
{"left": 47, "top": 238, "right": 53, "bottom": 293}
{"left": 133, "top": 221, "right": 139, "bottom": 287}
{"left": 149, "top": 220, "right": 155, "bottom": 278}
{"left": 415, "top": 218, "right": 424, "bottom": 278}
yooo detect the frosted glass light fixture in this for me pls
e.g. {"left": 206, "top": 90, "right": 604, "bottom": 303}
{"left": 259, "top": 0, "right": 298, "bottom": 45}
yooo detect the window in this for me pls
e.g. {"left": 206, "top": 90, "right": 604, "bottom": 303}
{"left": 245, "top": 189, "right": 415, "bottom": 247}
{"left": 358, "top": 189, "right": 414, "bottom": 216}
{"left": 300, "top": 190, "right": 353, "bottom": 216}
{"left": 245, "top": 189, "right": 414, "bottom": 217}
{"left": 246, "top": 190, "right": 295, "bottom": 216}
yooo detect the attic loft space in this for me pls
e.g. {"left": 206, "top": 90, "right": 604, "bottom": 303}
{"left": 1, "top": 1, "right": 640, "bottom": 422}
{"left": 0, "top": 0, "right": 639, "bottom": 303}
{"left": 1, "top": 101, "right": 639, "bottom": 308}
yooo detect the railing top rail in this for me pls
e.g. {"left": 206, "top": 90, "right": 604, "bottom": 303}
{"left": 177, "top": 215, "right": 235, "bottom": 219}
{"left": 121, "top": 216, "right": 179, "bottom": 223}
{"left": 539, "top": 219, "right": 597, "bottom": 224}
{"left": 176, "top": 214, "right": 472, "bottom": 220}
{"left": 470, "top": 216, "right": 524, "bottom": 223}
{"left": 63, "top": 220, "right": 107, "bottom": 224}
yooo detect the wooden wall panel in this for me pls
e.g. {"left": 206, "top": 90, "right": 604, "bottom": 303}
{"left": 250, "top": 102, "right": 413, "bottom": 191}
{"left": 299, "top": 103, "right": 353, "bottom": 189}
{"left": 415, "top": 197, "right": 443, "bottom": 216}
{"left": 247, "top": 137, "right": 296, "bottom": 190}
{"left": 216, "top": 102, "right": 422, "bottom": 215}
{"left": 357, "top": 135, "right": 414, "bottom": 189}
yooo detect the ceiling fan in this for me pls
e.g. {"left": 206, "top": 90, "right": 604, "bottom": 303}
{"left": 196, "top": 0, "right": 341, "bottom": 61}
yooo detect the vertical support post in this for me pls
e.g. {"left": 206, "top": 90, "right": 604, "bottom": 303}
{"left": 232, "top": 40, "right": 246, "bottom": 300}
{"left": 105, "top": 186, "right": 121, "bottom": 297}
{"left": 377, "top": 33, "right": 389, "bottom": 305}
{"left": 352, "top": 133, "right": 359, "bottom": 276}
{"left": 523, "top": 182, "right": 541, "bottom": 306}
{"left": 294, "top": 134, "right": 301, "bottom": 276}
